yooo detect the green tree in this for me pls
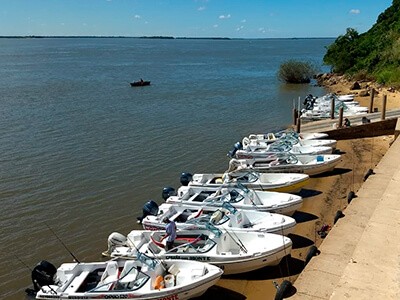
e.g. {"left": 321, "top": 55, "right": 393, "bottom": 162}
{"left": 277, "top": 60, "right": 318, "bottom": 84}
{"left": 323, "top": 28, "right": 359, "bottom": 74}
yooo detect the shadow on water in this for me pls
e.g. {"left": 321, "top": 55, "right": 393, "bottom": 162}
{"left": 195, "top": 285, "right": 246, "bottom": 300}
{"left": 291, "top": 211, "right": 319, "bottom": 223}
{"left": 297, "top": 188, "right": 322, "bottom": 198}
{"left": 311, "top": 167, "right": 352, "bottom": 178}
{"left": 223, "top": 255, "right": 304, "bottom": 281}
{"left": 288, "top": 234, "right": 315, "bottom": 249}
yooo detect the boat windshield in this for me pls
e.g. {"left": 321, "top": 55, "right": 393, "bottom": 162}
{"left": 137, "top": 252, "right": 158, "bottom": 269}
{"left": 220, "top": 189, "right": 245, "bottom": 203}
{"left": 186, "top": 213, "right": 229, "bottom": 226}
{"left": 235, "top": 171, "right": 259, "bottom": 183}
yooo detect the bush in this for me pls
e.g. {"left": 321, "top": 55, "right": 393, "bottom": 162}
{"left": 278, "top": 60, "right": 318, "bottom": 83}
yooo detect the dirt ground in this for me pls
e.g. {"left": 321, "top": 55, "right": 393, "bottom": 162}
{"left": 198, "top": 77, "right": 399, "bottom": 300}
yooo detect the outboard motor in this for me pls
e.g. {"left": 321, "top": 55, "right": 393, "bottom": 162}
{"left": 137, "top": 200, "right": 159, "bottom": 223}
{"left": 31, "top": 260, "right": 57, "bottom": 292}
{"left": 106, "top": 232, "right": 128, "bottom": 255}
{"left": 162, "top": 186, "right": 176, "bottom": 201}
{"left": 227, "top": 141, "right": 243, "bottom": 158}
{"left": 180, "top": 173, "right": 193, "bottom": 186}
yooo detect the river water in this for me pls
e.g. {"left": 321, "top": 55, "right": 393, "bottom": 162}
{"left": 0, "top": 37, "right": 332, "bottom": 299}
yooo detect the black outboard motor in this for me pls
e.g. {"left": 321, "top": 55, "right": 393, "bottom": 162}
{"left": 227, "top": 141, "right": 243, "bottom": 158}
{"left": 137, "top": 200, "right": 159, "bottom": 223}
{"left": 162, "top": 186, "right": 176, "bottom": 201}
{"left": 31, "top": 260, "right": 57, "bottom": 292}
{"left": 180, "top": 173, "right": 193, "bottom": 186}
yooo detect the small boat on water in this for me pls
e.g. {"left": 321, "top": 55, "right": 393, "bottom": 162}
{"left": 141, "top": 201, "right": 296, "bottom": 236}
{"left": 180, "top": 171, "right": 310, "bottom": 193}
{"left": 163, "top": 184, "right": 303, "bottom": 216}
{"left": 130, "top": 80, "right": 151, "bottom": 87}
{"left": 27, "top": 254, "right": 222, "bottom": 300}
{"left": 104, "top": 227, "right": 293, "bottom": 275}
{"left": 227, "top": 153, "right": 342, "bottom": 176}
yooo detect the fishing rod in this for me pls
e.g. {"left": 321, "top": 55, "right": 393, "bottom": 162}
{"left": 223, "top": 227, "right": 248, "bottom": 253}
{"left": 14, "top": 254, "right": 33, "bottom": 272}
{"left": 44, "top": 222, "right": 80, "bottom": 263}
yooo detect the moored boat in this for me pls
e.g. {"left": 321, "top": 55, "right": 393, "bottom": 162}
{"left": 181, "top": 170, "right": 310, "bottom": 193}
{"left": 230, "top": 139, "right": 333, "bottom": 159}
{"left": 142, "top": 202, "right": 296, "bottom": 236}
{"left": 163, "top": 184, "right": 303, "bottom": 216}
{"left": 27, "top": 254, "right": 222, "bottom": 300}
{"left": 227, "top": 153, "right": 342, "bottom": 176}
{"left": 104, "top": 228, "right": 293, "bottom": 275}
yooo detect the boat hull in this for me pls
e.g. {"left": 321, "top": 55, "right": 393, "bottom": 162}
{"left": 188, "top": 172, "right": 310, "bottom": 193}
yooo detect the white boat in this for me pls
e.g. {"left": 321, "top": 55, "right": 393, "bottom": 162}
{"left": 181, "top": 171, "right": 310, "bottom": 193}
{"left": 227, "top": 153, "right": 342, "bottom": 176}
{"left": 240, "top": 134, "right": 337, "bottom": 151}
{"left": 231, "top": 139, "right": 333, "bottom": 159}
{"left": 27, "top": 254, "right": 222, "bottom": 300}
{"left": 301, "top": 93, "right": 368, "bottom": 121}
{"left": 248, "top": 130, "right": 329, "bottom": 144}
{"left": 164, "top": 184, "right": 303, "bottom": 216}
{"left": 142, "top": 202, "right": 296, "bottom": 236}
{"left": 104, "top": 228, "right": 293, "bottom": 275}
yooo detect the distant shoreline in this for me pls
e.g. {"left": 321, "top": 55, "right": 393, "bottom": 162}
{"left": 0, "top": 35, "right": 335, "bottom": 40}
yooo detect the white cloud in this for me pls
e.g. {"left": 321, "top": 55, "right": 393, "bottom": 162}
{"left": 198, "top": 6, "right": 206, "bottom": 11}
{"left": 219, "top": 14, "right": 231, "bottom": 19}
{"left": 236, "top": 25, "right": 244, "bottom": 31}
{"left": 213, "top": 24, "right": 218, "bottom": 28}
{"left": 241, "top": 19, "right": 246, "bottom": 23}
{"left": 350, "top": 9, "right": 360, "bottom": 14}
{"left": 134, "top": 14, "right": 141, "bottom": 19}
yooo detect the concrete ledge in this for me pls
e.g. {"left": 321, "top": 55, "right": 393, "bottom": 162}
{"left": 291, "top": 134, "right": 400, "bottom": 299}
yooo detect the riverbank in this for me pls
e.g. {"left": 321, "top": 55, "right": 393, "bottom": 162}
{"left": 201, "top": 76, "right": 399, "bottom": 299}
{"left": 316, "top": 73, "right": 400, "bottom": 110}
{"left": 203, "top": 138, "right": 394, "bottom": 299}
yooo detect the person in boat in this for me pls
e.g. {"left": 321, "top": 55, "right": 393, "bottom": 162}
{"left": 161, "top": 217, "right": 177, "bottom": 251}
{"left": 140, "top": 78, "right": 144, "bottom": 83}
{"left": 344, "top": 118, "right": 351, "bottom": 127}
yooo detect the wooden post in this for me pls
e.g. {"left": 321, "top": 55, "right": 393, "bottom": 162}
{"left": 330, "top": 97, "right": 335, "bottom": 119}
{"left": 338, "top": 107, "right": 344, "bottom": 128}
{"left": 296, "top": 117, "right": 301, "bottom": 133}
{"left": 293, "top": 108, "right": 298, "bottom": 125}
{"left": 381, "top": 95, "right": 387, "bottom": 120}
{"left": 369, "top": 88, "right": 375, "bottom": 113}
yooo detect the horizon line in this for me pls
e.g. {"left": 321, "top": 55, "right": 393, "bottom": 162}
{"left": 0, "top": 35, "right": 336, "bottom": 40}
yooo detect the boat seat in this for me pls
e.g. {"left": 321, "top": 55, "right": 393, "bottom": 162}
{"left": 257, "top": 134, "right": 265, "bottom": 140}
{"left": 168, "top": 264, "right": 180, "bottom": 276}
{"left": 175, "top": 265, "right": 205, "bottom": 286}
{"left": 96, "top": 261, "right": 119, "bottom": 291}
{"left": 147, "top": 241, "right": 162, "bottom": 254}
{"left": 119, "top": 261, "right": 138, "bottom": 289}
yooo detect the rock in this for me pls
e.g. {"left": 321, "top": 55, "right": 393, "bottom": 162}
{"left": 359, "top": 90, "right": 370, "bottom": 97}
{"left": 350, "top": 81, "right": 361, "bottom": 90}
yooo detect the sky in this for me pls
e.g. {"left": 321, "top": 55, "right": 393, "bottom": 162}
{"left": 0, "top": 0, "right": 394, "bottom": 38}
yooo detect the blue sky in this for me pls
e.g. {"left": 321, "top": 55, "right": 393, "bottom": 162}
{"left": 0, "top": 0, "right": 393, "bottom": 38}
